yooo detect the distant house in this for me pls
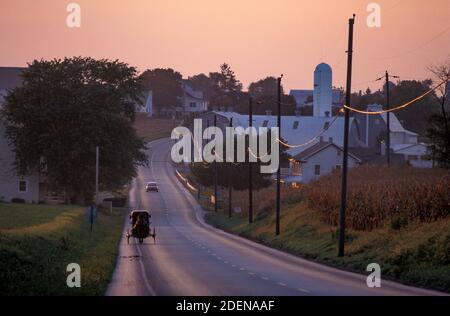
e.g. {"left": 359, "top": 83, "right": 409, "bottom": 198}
{"left": 390, "top": 143, "right": 432, "bottom": 168}
{"left": 292, "top": 142, "right": 361, "bottom": 183}
{"left": 160, "top": 81, "right": 208, "bottom": 119}
{"left": 353, "top": 104, "right": 432, "bottom": 168}
{"left": 135, "top": 91, "right": 153, "bottom": 117}
{"left": 354, "top": 104, "right": 418, "bottom": 148}
{"left": 179, "top": 80, "right": 208, "bottom": 114}
{"left": 0, "top": 67, "right": 44, "bottom": 203}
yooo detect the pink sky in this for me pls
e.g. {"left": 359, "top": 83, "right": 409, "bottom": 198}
{"left": 0, "top": 0, "right": 449, "bottom": 92}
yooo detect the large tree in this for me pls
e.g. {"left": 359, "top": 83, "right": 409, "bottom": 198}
{"left": 141, "top": 68, "right": 183, "bottom": 111}
{"left": 1, "top": 57, "right": 148, "bottom": 204}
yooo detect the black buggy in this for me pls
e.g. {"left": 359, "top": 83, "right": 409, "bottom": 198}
{"left": 126, "top": 210, "right": 156, "bottom": 244}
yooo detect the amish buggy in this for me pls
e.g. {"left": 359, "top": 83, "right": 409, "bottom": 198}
{"left": 126, "top": 210, "right": 156, "bottom": 244}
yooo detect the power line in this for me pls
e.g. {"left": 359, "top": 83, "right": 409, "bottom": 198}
{"left": 344, "top": 79, "right": 447, "bottom": 115}
{"left": 375, "top": 25, "right": 450, "bottom": 61}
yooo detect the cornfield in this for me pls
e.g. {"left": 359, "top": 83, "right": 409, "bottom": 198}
{"left": 303, "top": 166, "right": 450, "bottom": 231}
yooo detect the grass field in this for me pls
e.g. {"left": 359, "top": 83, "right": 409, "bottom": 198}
{"left": 0, "top": 202, "right": 124, "bottom": 296}
{"left": 134, "top": 113, "right": 178, "bottom": 142}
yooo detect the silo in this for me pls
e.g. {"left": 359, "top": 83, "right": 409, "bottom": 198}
{"left": 313, "top": 63, "right": 333, "bottom": 117}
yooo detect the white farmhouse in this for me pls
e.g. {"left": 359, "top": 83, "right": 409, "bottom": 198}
{"left": 355, "top": 104, "right": 432, "bottom": 168}
{"left": 180, "top": 80, "right": 208, "bottom": 114}
{"left": 292, "top": 142, "right": 361, "bottom": 183}
{"left": 0, "top": 67, "right": 43, "bottom": 203}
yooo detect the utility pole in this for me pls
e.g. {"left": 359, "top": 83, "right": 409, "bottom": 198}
{"left": 339, "top": 14, "right": 355, "bottom": 257}
{"left": 383, "top": 71, "right": 399, "bottom": 166}
{"left": 276, "top": 75, "right": 283, "bottom": 236}
{"left": 229, "top": 118, "right": 233, "bottom": 218}
{"left": 214, "top": 115, "right": 218, "bottom": 213}
{"left": 248, "top": 98, "right": 253, "bottom": 224}
{"left": 385, "top": 71, "right": 391, "bottom": 167}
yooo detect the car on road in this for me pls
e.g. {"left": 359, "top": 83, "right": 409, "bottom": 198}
{"left": 146, "top": 182, "right": 159, "bottom": 192}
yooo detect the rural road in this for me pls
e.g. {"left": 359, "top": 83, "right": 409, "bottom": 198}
{"left": 106, "top": 138, "right": 443, "bottom": 296}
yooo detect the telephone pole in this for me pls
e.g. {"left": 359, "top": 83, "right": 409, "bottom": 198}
{"left": 339, "top": 14, "right": 355, "bottom": 257}
{"left": 276, "top": 75, "right": 283, "bottom": 236}
{"left": 214, "top": 115, "right": 218, "bottom": 213}
{"left": 378, "top": 71, "right": 399, "bottom": 166}
{"left": 229, "top": 118, "right": 233, "bottom": 218}
{"left": 248, "top": 98, "right": 254, "bottom": 224}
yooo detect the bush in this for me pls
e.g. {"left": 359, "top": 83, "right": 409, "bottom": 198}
{"left": 391, "top": 214, "right": 409, "bottom": 230}
{"left": 11, "top": 198, "right": 26, "bottom": 204}
{"left": 303, "top": 166, "right": 450, "bottom": 231}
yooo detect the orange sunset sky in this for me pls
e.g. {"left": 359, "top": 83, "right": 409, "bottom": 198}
{"left": 0, "top": 0, "right": 449, "bottom": 92}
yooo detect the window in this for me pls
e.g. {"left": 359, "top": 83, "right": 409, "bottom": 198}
{"left": 262, "top": 120, "right": 269, "bottom": 127}
{"left": 337, "top": 149, "right": 342, "bottom": 157}
{"left": 189, "top": 102, "right": 197, "bottom": 108}
{"left": 293, "top": 121, "right": 299, "bottom": 129}
{"left": 421, "top": 155, "right": 431, "bottom": 161}
{"left": 314, "top": 165, "right": 321, "bottom": 176}
{"left": 324, "top": 122, "right": 330, "bottom": 130}
{"left": 335, "top": 165, "right": 342, "bottom": 171}
{"left": 18, "top": 180, "right": 28, "bottom": 193}
{"left": 408, "top": 155, "right": 419, "bottom": 161}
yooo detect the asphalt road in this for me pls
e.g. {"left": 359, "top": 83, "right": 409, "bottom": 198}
{"left": 106, "top": 138, "right": 443, "bottom": 296}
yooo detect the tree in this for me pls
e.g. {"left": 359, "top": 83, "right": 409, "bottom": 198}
{"left": 390, "top": 80, "right": 441, "bottom": 137}
{"left": 141, "top": 68, "right": 183, "bottom": 112}
{"left": 1, "top": 57, "right": 148, "bottom": 204}
{"left": 210, "top": 63, "right": 243, "bottom": 108}
{"left": 427, "top": 59, "right": 450, "bottom": 168}
{"left": 187, "top": 73, "right": 215, "bottom": 101}
{"left": 248, "top": 76, "right": 284, "bottom": 98}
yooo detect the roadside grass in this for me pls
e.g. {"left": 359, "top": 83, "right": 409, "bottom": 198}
{"left": 134, "top": 113, "right": 178, "bottom": 142}
{"left": 0, "top": 202, "right": 124, "bottom": 296}
{"left": 0, "top": 203, "right": 75, "bottom": 229}
{"left": 206, "top": 203, "right": 450, "bottom": 292}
